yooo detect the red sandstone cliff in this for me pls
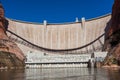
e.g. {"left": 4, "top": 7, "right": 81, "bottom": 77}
{"left": 104, "top": 0, "right": 120, "bottom": 66}
{"left": 107, "top": 0, "right": 120, "bottom": 36}
{"left": 0, "top": 4, "right": 25, "bottom": 63}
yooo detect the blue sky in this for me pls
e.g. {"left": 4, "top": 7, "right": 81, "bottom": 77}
{"left": 1, "top": 0, "right": 114, "bottom": 23}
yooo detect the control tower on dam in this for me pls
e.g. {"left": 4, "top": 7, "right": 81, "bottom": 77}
{"left": 7, "top": 14, "right": 111, "bottom": 55}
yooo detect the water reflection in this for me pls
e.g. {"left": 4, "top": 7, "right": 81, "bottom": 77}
{"left": 0, "top": 68, "right": 120, "bottom": 80}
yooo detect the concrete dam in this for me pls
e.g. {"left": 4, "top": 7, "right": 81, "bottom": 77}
{"left": 6, "top": 14, "right": 111, "bottom": 68}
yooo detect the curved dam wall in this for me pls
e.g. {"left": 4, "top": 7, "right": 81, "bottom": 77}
{"left": 7, "top": 14, "right": 111, "bottom": 54}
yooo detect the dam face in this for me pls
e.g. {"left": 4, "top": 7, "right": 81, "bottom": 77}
{"left": 7, "top": 14, "right": 111, "bottom": 55}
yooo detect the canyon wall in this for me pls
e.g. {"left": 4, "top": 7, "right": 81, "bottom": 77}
{"left": 0, "top": 4, "right": 25, "bottom": 68}
{"left": 104, "top": 0, "right": 120, "bottom": 65}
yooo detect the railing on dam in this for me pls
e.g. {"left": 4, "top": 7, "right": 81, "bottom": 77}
{"left": 7, "top": 30, "right": 104, "bottom": 54}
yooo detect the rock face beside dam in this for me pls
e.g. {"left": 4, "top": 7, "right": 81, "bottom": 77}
{"left": 0, "top": 4, "right": 25, "bottom": 69}
{"left": 103, "top": 0, "right": 120, "bottom": 66}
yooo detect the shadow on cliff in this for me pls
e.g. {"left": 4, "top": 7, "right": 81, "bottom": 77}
{"left": 104, "top": 19, "right": 112, "bottom": 51}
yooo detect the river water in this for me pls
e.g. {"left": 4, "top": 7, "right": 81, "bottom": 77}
{"left": 0, "top": 68, "right": 120, "bottom": 80}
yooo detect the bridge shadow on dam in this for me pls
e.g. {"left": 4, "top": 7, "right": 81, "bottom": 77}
{"left": 7, "top": 29, "right": 104, "bottom": 54}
